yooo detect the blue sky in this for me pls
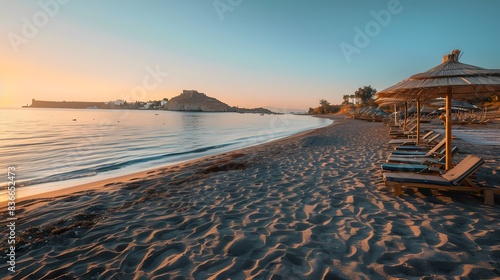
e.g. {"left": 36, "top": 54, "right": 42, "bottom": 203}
{"left": 1, "top": 0, "right": 499, "bottom": 109}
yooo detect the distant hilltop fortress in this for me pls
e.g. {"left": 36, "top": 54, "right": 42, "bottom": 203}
{"left": 26, "top": 99, "right": 110, "bottom": 109}
{"left": 165, "top": 90, "right": 235, "bottom": 112}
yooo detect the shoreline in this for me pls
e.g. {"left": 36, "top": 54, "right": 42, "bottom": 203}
{"left": 3, "top": 115, "right": 499, "bottom": 279}
{"left": 2, "top": 113, "right": 332, "bottom": 202}
{"left": 16, "top": 116, "right": 339, "bottom": 202}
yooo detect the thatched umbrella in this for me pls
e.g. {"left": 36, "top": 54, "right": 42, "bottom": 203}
{"left": 377, "top": 97, "right": 427, "bottom": 142}
{"left": 430, "top": 98, "right": 480, "bottom": 111}
{"left": 376, "top": 98, "right": 408, "bottom": 128}
{"left": 377, "top": 49, "right": 500, "bottom": 170}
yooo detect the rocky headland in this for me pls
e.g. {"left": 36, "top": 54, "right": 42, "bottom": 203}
{"left": 165, "top": 90, "right": 275, "bottom": 114}
{"left": 165, "top": 90, "right": 235, "bottom": 112}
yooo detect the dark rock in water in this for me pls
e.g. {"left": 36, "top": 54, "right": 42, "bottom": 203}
{"left": 235, "top": 107, "right": 275, "bottom": 114}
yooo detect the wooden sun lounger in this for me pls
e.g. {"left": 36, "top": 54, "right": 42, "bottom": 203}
{"left": 388, "top": 131, "right": 437, "bottom": 146}
{"left": 381, "top": 163, "right": 442, "bottom": 173}
{"left": 387, "top": 146, "right": 459, "bottom": 164}
{"left": 383, "top": 155, "right": 497, "bottom": 205}
{"left": 389, "top": 124, "right": 417, "bottom": 136}
{"left": 394, "top": 145, "right": 434, "bottom": 151}
{"left": 391, "top": 138, "right": 446, "bottom": 156}
{"left": 471, "top": 109, "right": 499, "bottom": 124}
{"left": 383, "top": 142, "right": 453, "bottom": 173}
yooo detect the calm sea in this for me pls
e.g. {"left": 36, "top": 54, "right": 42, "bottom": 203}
{"left": 0, "top": 108, "right": 330, "bottom": 199}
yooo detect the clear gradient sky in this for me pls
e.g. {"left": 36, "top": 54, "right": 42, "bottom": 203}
{"left": 1, "top": 0, "right": 500, "bottom": 110}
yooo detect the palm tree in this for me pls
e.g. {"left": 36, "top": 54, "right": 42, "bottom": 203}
{"left": 342, "top": 95, "right": 349, "bottom": 104}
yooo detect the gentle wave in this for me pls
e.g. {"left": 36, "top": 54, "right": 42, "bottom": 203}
{"left": 17, "top": 143, "right": 234, "bottom": 187}
{"left": 0, "top": 109, "right": 331, "bottom": 190}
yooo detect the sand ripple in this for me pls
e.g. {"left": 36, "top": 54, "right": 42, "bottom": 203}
{"left": 2, "top": 117, "right": 499, "bottom": 279}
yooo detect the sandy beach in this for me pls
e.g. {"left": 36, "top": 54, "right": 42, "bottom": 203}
{"left": 2, "top": 115, "right": 499, "bottom": 279}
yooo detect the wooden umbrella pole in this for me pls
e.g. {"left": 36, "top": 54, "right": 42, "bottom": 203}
{"left": 416, "top": 99, "right": 421, "bottom": 145}
{"left": 403, "top": 101, "right": 408, "bottom": 130}
{"left": 445, "top": 87, "right": 452, "bottom": 170}
{"left": 394, "top": 104, "right": 397, "bottom": 125}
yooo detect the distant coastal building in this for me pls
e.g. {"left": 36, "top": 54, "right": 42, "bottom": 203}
{"left": 107, "top": 99, "right": 126, "bottom": 106}
{"left": 27, "top": 99, "right": 110, "bottom": 109}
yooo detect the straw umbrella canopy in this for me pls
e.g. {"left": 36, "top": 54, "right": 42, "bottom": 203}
{"left": 430, "top": 98, "right": 480, "bottom": 111}
{"left": 408, "top": 105, "right": 434, "bottom": 114}
{"left": 376, "top": 98, "right": 408, "bottom": 127}
{"left": 377, "top": 49, "right": 500, "bottom": 170}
